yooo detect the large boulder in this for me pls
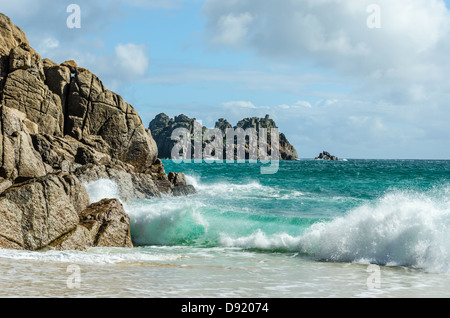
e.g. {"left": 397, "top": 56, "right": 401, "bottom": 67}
{"left": 0, "top": 173, "right": 136, "bottom": 251}
{"left": 1, "top": 15, "right": 159, "bottom": 172}
{"left": 0, "top": 173, "right": 89, "bottom": 251}
{"left": 79, "top": 199, "right": 133, "bottom": 248}
{"left": 43, "top": 58, "right": 72, "bottom": 113}
{"left": 168, "top": 172, "right": 196, "bottom": 196}
{"left": 0, "top": 28, "right": 62, "bottom": 136}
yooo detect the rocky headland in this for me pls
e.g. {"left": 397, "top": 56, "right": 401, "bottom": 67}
{"left": 0, "top": 13, "right": 195, "bottom": 251}
{"left": 149, "top": 113, "right": 299, "bottom": 161}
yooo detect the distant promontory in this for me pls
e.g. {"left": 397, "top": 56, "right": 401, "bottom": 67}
{"left": 149, "top": 113, "right": 299, "bottom": 161}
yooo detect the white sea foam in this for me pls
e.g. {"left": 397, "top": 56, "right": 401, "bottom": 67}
{"left": 186, "top": 174, "right": 303, "bottom": 200}
{"left": 220, "top": 186, "right": 450, "bottom": 273}
{"left": 83, "top": 179, "right": 122, "bottom": 204}
{"left": 299, "top": 187, "right": 450, "bottom": 272}
{"left": 220, "top": 230, "right": 301, "bottom": 251}
{"left": 0, "top": 248, "right": 182, "bottom": 265}
{"left": 187, "top": 175, "right": 266, "bottom": 195}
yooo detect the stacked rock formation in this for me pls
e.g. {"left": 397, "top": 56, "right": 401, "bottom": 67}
{"left": 149, "top": 113, "right": 299, "bottom": 161}
{"left": 315, "top": 151, "right": 339, "bottom": 161}
{"left": 0, "top": 13, "right": 195, "bottom": 251}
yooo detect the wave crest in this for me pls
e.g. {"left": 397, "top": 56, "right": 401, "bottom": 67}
{"left": 221, "top": 186, "right": 450, "bottom": 273}
{"left": 84, "top": 177, "right": 450, "bottom": 273}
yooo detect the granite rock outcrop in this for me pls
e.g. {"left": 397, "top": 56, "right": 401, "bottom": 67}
{"left": 149, "top": 113, "right": 299, "bottom": 161}
{"left": 0, "top": 13, "right": 195, "bottom": 251}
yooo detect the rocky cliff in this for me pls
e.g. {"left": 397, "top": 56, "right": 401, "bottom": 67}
{"left": 0, "top": 13, "right": 195, "bottom": 251}
{"left": 149, "top": 113, "right": 299, "bottom": 160}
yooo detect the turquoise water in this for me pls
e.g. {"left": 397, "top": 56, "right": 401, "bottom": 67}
{"left": 124, "top": 159, "right": 450, "bottom": 270}
{"left": 1, "top": 159, "right": 449, "bottom": 298}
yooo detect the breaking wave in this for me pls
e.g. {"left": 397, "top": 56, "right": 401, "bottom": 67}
{"left": 221, "top": 186, "right": 450, "bottom": 273}
{"left": 82, "top": 177, "right": 450, "bottom": 273}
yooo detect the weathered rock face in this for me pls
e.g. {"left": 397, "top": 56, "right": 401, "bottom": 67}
{"left": 0, "top": 13, "right": 195, "bottom": 251}
{"left": 63, "top": 68, "right": 158, "bottom": 172}
{"left": 0, "top": 106, "right": 47, "bottom": 182}
{"left": 215, "top": 118, "right": 232, "bottom": 134}
{"left": 0, "top": 13, "right": 28, "bottom": 92}
{"left": 149, "top": 113, "right": 201, "bottom": 161}
{"left": 9, "top": 43, "right": 45, "bottom": 80}
{"left": 0, "top": 20, "right": 62, "bottom": 137}
{"left": 2, "top": 68, "right": 64, "bottom": 136}
{"left": 45, "top": 199, "right": 133, "bottom": 251}
{"left": 0, "top": 173, "right": 89, "bottom": 251}
{"left": 1, "top": 15, "right": 158, "bottom": 173}
{"left": 0, "top": 170, "right": 131, "bottom": 252}
{"left": 168, "top": 172, "right": 196, "bottom": 197}
{"left": 279, "top": 133, "right": 299, "bottom": 161}
{"left": 149, "top": 113, "right": 299, "bottom": 160}
{"left": 79, "top": 199, "right": 133, "bottom": 249}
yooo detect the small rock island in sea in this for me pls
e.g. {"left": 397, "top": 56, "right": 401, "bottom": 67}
{"left": 315, "top": 151, "right": 339, "bottom": 161}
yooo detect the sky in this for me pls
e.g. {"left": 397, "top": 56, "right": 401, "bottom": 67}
{"left": 1, "top": 0, "right": 450, "bottom": 159}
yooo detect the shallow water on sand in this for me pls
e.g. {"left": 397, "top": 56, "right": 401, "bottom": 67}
{"left": 1, "top": 246, "right": 449, "bottom": 298}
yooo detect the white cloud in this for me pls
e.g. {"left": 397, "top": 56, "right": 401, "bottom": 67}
{"left": 278, "top": 100, "right": 312, "bottom": 109}
{"left": 201, "top": 0, "right": 450, "bottom": 158}
{"left": 222, "top": 101, "right": 256, "bottom": 109}
{"left": 212, "top": 12, "right": 254, "bottom": 47}
{"left": 210, "top": 96, "right": 449, "bottom": 159}
{"left": 115, "top": 43, "right": 149, "bottom": 79}
{"left": 34, "top": 37, "right": 60, "bottom": 57}
{"left": 125, "top": 0, "right": 184, "bottom": 10}
{"left": 293, "top": 100, "right": 312, "bottom": 108}
{"left": 202, "top": 0, "right": 450, "bottom": 103}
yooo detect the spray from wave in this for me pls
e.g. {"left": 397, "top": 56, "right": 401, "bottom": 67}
{"left": 186, "top": 174, "right": 304, "bottom": 199}
{"left": 84, "top": 179, "right": 121, "bottom": 204}
{"left": 221, "top": 186, "right": 450, "bottom": 273}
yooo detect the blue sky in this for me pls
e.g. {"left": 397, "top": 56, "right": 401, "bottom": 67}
{"left": 2, "top": 0, "right": 450, "bottom": 159}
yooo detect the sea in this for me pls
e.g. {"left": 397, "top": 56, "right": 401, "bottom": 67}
{"left": 0, "top": 159, "right": 449, "bottom": 298}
